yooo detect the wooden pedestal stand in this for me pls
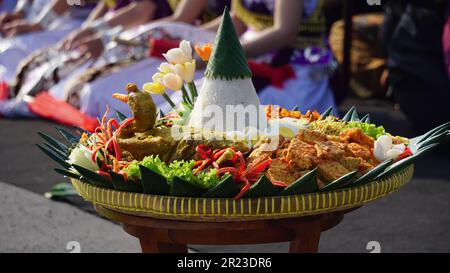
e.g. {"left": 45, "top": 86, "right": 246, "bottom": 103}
{"left": 96, "top": 205, "right": 355, "bottom": 253}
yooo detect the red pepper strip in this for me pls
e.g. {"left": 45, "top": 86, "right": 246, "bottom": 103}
{"left": 397, "top": 147, "right": 412, "bottom": 161}
{"left": 107, "top": 118, "right": 119, "bottom": 138}
{"left": 111, "top": 137, "right": 121, "bottom": 161}
{"left": 196, "top": 144, "right": 212, "bottom": 159}
{"left": 236, "top": 151, "right": 246, "bottom": 175}
{"left": 91, "top": 146, "right": 103, "bottom": 163}
{"left": 212, "top": 148, "right": 227, "bottom": 160}
{"left": 94, "top": 127, "right": 107, "bottom": 143}
{"left": 101, "top": 105, "right": 110, "bottom": 127}
{"left": 271, "top": 180, "right": 288, "bottom": 188}
{"left": 113, "top": 158, "right": 120, "bottom": 173}
{"left": 100, "top": 162, "right": 112, "bottom": 172}
{"left": 248, "top": 177, "right": 259, "bottom": 183}
{"left": 96, "top": 170, "right": 112, "bottom": 180}
{"left": 217, "top": 167, "right": 238, "bottom": 176}
{"left": 231, "top": 153, "right": 238, "bottom": 163}
{"left": 114, "top": 117, "right": 135, "bottom": 136}
{"left": 192, "top": 160, "right": 203, "bottom": 168}
{"left": 193, "top": 159, "right": 211, "bottom": 175}
{"left": 233, "top": 180, "right": 251, "bottom": 200}
{"left": 245, "top": 159, "right": 272, "bottom": 178}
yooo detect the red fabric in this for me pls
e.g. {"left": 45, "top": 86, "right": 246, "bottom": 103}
{"left": 0, "top": 81, "right": 9, "bottom": 101}
{"left": 148, "top": 38, "right": 181, "bottom": 59}
{"left": 28, "top": 92, "right": 99, "bottom": 132}
{"left": 248, "top": 61, "right": 296, "bottom": 89}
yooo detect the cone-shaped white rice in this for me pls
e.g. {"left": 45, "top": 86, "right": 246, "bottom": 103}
{"left": 188, "top": 77, "right": 261, "bottom": 131}
{"left": 187, "top": 8, "right": 263, "bottom": 132}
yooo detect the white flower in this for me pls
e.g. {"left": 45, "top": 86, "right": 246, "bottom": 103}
{"left": 143, "top": 81, "right": 165, "bottom": 95}
{"left": 152, "top": 72, "right": 164, "bottom": 84}
{"left": 162, "top": 73, "right": 184, "bottom": 91}
{"left": 158, "top": 62, "right": 175, "bottom": 74}
{"left": 374, "top": 135, "right": 406, "bottom": 162}
{"left": 68, "top": 145, "right": 99, "bottom": 173}
{"left": 162, "top": 40, "right": 193, "bottom": 64}
{"left": 175, "top": 60, "right": 196, "bottom": 83}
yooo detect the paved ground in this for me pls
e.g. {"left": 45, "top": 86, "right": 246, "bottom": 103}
{"left": 0, "top": 97, "right": 449, "bottom": 252}
{"left": 0, "top": 181, "right": 141, "bottom": 253}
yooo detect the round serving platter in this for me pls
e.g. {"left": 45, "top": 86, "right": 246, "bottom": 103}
{"left": 71, "top": 164, "right": 414, "bottom": 222}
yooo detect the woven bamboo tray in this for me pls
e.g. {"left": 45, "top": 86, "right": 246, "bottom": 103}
{"left": 71, "top": 164, "right": 414, "bottom": 222}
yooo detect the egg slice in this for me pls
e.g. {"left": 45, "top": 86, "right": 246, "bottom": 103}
{"left": 270, "top": 118, "right": 307, "bottom": 139}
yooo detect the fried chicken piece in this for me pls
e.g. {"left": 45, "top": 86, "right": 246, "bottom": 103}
{"left": 315, "top": 141, "right": 346, "bottom": 160}
{"left": 275, "top": 139, "right": 291, "bottom": 158}
{"left": 286, "top": 137, "right": 317, "bottom": 170}
{"left": 359, "top": 158, "right": 376, "bottom": 174}
{"left": 340, "top": 128, "right": 374, "bottom": 148}
{"left": 248, "top": 143, "right": 275, "bottom": 162}
{"left": 297, "top": 129, "right": 329, "bottom": 143}
{"left": 248, "top": 137, "right": 281, "bottom": 162}
{"left": 317, "top": 161, "right": 351, "bottom": 182}
{"left": 346, "top": 142, "right": 372, "bottom": 160}
{"left": 266, "top": 159, "right": 303, "bottom": 185}
{"left": 339, "top": 156, "right": 361, "bottom": 172}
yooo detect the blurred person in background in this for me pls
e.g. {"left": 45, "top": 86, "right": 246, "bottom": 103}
{"left": 0, "top": 0, "right": 177, "bottom": 118}
{"left": 382, "top": 0, "right": 450, "bottom": 134}
{"left": 200, "top": 0, "right": 336, "bottom": 112}
{"left": 0, "top": 0, "right": 228, "bottom": 121}
{"left": 0, "top": 0, "right": 46, "bottom": 32}
{"left": 10, "top": 0, "right": 175, "bottom": 98}
{"left": 327, "top": 1, "right": 386, "bottom": 101}
{"left": 0, "top": 0, "right": 96, "bottom": 82}
{"left": 61, "top": 0, "right": 229, "bottom": 118}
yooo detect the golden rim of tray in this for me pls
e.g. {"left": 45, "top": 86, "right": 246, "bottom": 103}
{"left": 71, "top": 165, "right": 414, "bottom": 222}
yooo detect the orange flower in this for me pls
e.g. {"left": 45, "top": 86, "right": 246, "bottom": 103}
{"left": 195, "top": 43, "right": 213, "bottom": 62}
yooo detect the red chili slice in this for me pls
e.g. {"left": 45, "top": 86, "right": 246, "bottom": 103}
{"left": 236, "top": 151, "right": 246, "bottom": 175}
{"left": 271, "top": 180, "right": 288, "bottom": 188}
{"left": 217, "top": 167, "right": 238, "bottom": 176}
{"left": 91, "top": 146, "right": 103, "bottom": 163}
{"left": 112, "top": 138, "right": 121, "bottom": 161}
{"left": 107, "top": 118, "right": 119, "bottom": 138}
{"left": 101, "top": 105, "right": 110, "bottom": 127}
{"left": 212, "top": 148, "right": 229, "bottom": 160}
{"left": 196, "top": 144, "right": 212, "bottom": 159}
{"left": 115, "top": 117, "right": 135, "bottom": 136}
{"left": 192, "top": 160, "right": 203, "bottom": 168}
{"left": 96, "top": 170, "right": 112, "bottom": 180}
{"left": 193, "top": 158, "right": 212, "bottom": 175}
{"left": 233, "top": 180, "right": 251, "bottom": 200}
{"left": 244, "top": 158, "right": 272, "bottom": 178}
{"left": 397, "top": 147, "right": 412, "bottom": 161}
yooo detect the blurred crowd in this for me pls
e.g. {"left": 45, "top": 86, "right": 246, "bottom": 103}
{"left": 0, "top": 0, "right": 449, "bottom": 134}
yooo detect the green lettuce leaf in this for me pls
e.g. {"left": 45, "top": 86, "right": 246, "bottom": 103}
{"left": 310, "top": 117, "right": 386, "bottom": 140}
{"left": 124, "top": 155, "right": 220, "bottom": 189}
{"left": 347, "top": 122, "right": 386, "bottom": 139}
